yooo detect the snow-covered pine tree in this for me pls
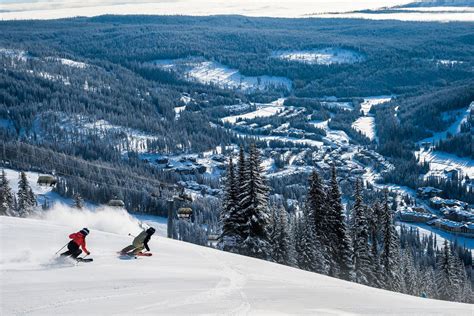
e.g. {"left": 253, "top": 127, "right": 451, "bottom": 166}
{"left": 451, "top": 252, "right": 472, "bottom": 303}
{"left": 381, "top": 190, "right": 402, "bottom": 291}
{"left": 218, "top": 157, "right": 243, "bottom": 253}
{"left": 306, "top": 170, "right": 330, "bottom": 274}
{"left": 73, "top": 193, "right": 84, "bottom": 209}
{"left": 351, "top": 179, "right": 371, "bottom": 285}
{"left": 0, "top": 169, "right": 14, "bottom": 216}
{"left": 401, "top": 249, "right": 419, "bottom": 296}
{"left": 436, "top": 240, "right": 456, "bottom": 301}
{"left": 17, "top": 172, "right": 36, "bottom": 217}
{"left": 327, "top": 165, "right": 353, "bottom": 280}
{"left": 295, "top": 215, "right": 325, "bottom": 272}
{"left": 421, "top": 267, "right": 438, "bottom": 299}
{"left": 271, "top": 205, "right": 295, "bottom": 266}
{"left": 238, "top": 144, "right": 271, "bottom": 260}
{"left": 368, "top": 202, "right": 383, "bottom": 287}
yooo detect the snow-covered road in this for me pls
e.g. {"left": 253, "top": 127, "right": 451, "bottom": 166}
{"left": 1, "top": 216, "right": 472, "bottom": 315}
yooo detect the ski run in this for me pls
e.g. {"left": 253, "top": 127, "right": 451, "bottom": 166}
{"left": 1, "top": 216, "right": 472, "bottom": 315}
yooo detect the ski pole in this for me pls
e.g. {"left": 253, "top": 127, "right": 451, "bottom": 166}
{"left": 55, "top": 242, "right": 68, "bottom": 255}
{"left": 128, "top": 233, "right": 136, "bottom": 238}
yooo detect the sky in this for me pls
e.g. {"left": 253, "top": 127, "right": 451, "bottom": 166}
{"left": 1, "top": 1, "right": 473, "bottom": 22}
{"left": 0, "top": 0, "right": 413, "bottom": 19}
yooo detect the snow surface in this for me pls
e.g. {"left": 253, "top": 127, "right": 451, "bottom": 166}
{"left": 1, "top": 215, "right": 472, "bottom": 315}
{"left": 317, "top": 10, "right": 474, "bottom": 21}
{"left": 352, "top": 96, "right": 392, "bottom": 141}
{"left": 222, "top": 98, "right": 285, "bottom": 124}
{"left": 53, "top": 57, "right": 88, "bottom": 69}
{"left": 274, "top": 48, "right": 364, "bottom": 65}
{"left": 0, "top": 1, "right": 415, "bottom": 20}
{"left": 352, "top": 116, "right": 377, "bottom": 141}
{"left": 154, "top": 59, "right": 291, "bottom": 92}
{"left": 310, "top": 119, "right": 350, "bottom": 146}
{"left": 416, "top": 148, "right": 474, "bottom": 179}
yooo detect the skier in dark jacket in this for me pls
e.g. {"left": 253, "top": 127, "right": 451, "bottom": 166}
{"left": 60, "top": 228, "right": 90, "bottom": 259}
{"left": 120, "top": 227, "right": 155, "bottom": 255}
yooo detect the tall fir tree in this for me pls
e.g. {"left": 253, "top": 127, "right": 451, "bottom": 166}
{"left": 295, "top": 215, "right": 325, "bottom": 272}
{"left": 436, "top": 240, "right": 456, "bottom": 301}
{"left": 219, "top": 157, "right": 243, "bottom": 252}
{"left": 271, "top": 205, "right": 295, "bottom": 266}
{"left": 0, "top": 169, "right": 14, "bottom": 216}
{"left": 238, "top": 144, "right": 271, "bottom": 260}
{"left": 381, "top": 190, "right": 402, "bottom": 291}
{"left": 306, "top": 170, "right": 330, "bottom": 274}
{"left": 368, "top": 202, "right": 383, "bottom": 287}
{"left": 17, "top": 172, "right": 36, "bottom": 217}
{"left": 327, "top": 165, "right": 354, "bottom": 280}
{"left": 351, "top": 179, "right": 371, "bottom": 285}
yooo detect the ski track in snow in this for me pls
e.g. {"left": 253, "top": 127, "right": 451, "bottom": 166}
{"left": 1, "top": 216, "right": 473, "bottom": 315}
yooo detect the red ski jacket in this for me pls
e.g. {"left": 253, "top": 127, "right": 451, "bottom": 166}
{"left": 69, "top": 232, "right": 89, "bottom": 253}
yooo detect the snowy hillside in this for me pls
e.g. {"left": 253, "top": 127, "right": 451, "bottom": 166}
{"left": 1, "top": 216, "right": 472, "bottom": 315}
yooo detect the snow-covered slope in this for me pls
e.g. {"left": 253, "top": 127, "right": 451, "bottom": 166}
{"left": 1, "top": 216, "right": 472, "bottom": 315}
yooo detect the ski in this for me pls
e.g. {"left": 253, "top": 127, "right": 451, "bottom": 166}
{"left": 76, "top": 258, "right": 93, "bottom": 262}
{"left": 136, "top": 252, "right": 152, "bottom": 257}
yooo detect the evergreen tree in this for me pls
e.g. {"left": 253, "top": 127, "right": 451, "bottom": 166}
{"left": 306, "top": 170, "right": 330, "bottom": 274}
{"left": 17, "top": 172, "right": 36, "bottom": 217}
{"left": 327, "top": 165, "right": 354, "bottom": 280}
{"left": 436, "top": 240, "right": 456, "bottom": 301}
{"left": 368, "top": 202, "right": 383, "bottom": 287}
{"left": 238, "top": 144, "right": 271, "bottom": 260}
{"left": 271, "top": 205, "right": 295, "bottom": 266}
{"left": 218, "top": 157, "right": 242, "bottom": 252}
{"left": 351, "top": 179, "right": 371, "bottom": 285}
{"left": 0, "top": 170, "right": 14, "bottom": 216}
{"left": 381, "top": 190, "right": 401, "bottom": 291}
{"left": 295, "top": 215, "right": 325, "bottom": 272}
{"left": 73, "top": 193, "right": 84, "bottom": 209}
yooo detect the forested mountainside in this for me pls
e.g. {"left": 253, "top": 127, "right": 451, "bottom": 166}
{"left": 1, "top": 15, "right": 473, "bottom": 210}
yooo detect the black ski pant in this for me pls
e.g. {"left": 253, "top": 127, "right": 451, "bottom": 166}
{"left": 60, "top": 241, "right": 82, "bottom": 258}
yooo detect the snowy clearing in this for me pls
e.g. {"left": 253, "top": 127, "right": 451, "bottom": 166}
{"left": 274, "top": 48, "right": 364, "bottom": 65}
{"left": 416, "top": 148, "right": 474, "bottom": 179}
{"left": 222, "top": 98, "right": 286, "bottom": 124}
{"left": 1, "top": 215, "right": 472, "bottom": 315}
{"left": 48, "top": 57, "right": 88, "bottom": 69}
{"left": 310, "top": 119, "right": 350, "bottom": 146}
{"left": 154, "top": 59, "right": 291, "bottom": 92}
{"left": 352, "top": 116, "right": 376, "bottom": 141}
{"left": 360, "top": 96, "right": 392, "bottom": 115}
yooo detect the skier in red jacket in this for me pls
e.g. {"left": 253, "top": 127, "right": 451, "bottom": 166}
{"left": 60, "top": 228, "right": 90, "bottom": 259}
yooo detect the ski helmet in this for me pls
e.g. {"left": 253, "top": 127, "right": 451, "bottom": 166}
{"left": 146, "top": 227, "right": 156, "bottom": 235}
{"left": 80, "top": 228, "right": 90, "bottom": 236}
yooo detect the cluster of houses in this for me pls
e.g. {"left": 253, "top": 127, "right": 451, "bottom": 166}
{"left": 142, "top": 154, "right": 230, "bottom": 176}
{"left": 398, "top": 187, "right": 474, "bottom": 237}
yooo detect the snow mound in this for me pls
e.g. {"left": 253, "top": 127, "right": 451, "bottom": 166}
{"left": 1, "top": 216, "right": 472, "bottom": 315}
